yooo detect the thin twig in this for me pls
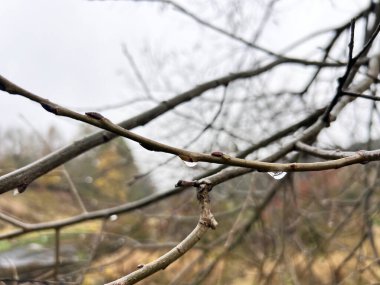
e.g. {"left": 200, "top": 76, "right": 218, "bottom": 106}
{"left": 323, "top": 20, "right": 380, "bottom": 124}
{"left": 54, "top": 228, "right": 61, "bottom": 281}
{"left": 77, "top": 219, "right": 107, "bottom": 284}
{"left": 18, "top": 114, "right": 87, "bottom": 212}
{"left": 121, "top": 43, "right": 155, "bottom": 100}
{"left": 341, "top": 90, "right": 380, "bottom": 101}
{"left": 323, "top": 20, "right": 357, "bottom": 124}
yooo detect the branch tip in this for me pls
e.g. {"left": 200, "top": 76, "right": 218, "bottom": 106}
{"left": 175, "top": 180, "right": 200, "bottom": 188}
{"left": 139, "top": 142, "right": 159, "bottom": 152}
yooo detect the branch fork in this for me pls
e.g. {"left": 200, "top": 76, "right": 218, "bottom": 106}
{"left": 197, "top": 184, "right": 218, "bottom": 230}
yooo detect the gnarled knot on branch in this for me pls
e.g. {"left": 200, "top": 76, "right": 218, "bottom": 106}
{"left": 197, "top": 184, "right": 218, "bottom": 230}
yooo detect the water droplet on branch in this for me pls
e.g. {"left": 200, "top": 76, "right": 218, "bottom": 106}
{"left": 179, "top": 155, "right": 198, "bottom": 168}
{"left": 183, "top": 160, "right": 198, "bottom": 167}
{"left": 84, "top": 176, "right": 93, "bottom": 184}
{"left": 267, "top": 172, "right": 287, "bottom": 180}
{"left": 109, "top": 214, "right": 118, "bottom": 221}
{"left": 14, "top": 183, "right": 28, "bottom": 195}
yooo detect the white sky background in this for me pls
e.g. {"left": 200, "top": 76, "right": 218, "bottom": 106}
{"left": 0, "top": 0, "right": 367, "bottom": 130}
{"left": 0, "top": 0, "right": 372, "bottom": 188}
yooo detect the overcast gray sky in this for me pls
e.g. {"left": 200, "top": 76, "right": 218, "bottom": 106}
{"left": 0, "top": 0, "right": 368, "bottom": 141}
{"left": 0, "top": 1, "right": 189, "bottom": 134}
